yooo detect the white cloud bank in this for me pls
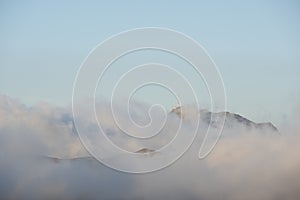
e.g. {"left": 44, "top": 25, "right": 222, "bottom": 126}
{"left": 0, "top": 95, "right": 299, "bottom": 200}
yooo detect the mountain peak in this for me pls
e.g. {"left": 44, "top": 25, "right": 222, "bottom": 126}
{"left": 170, "top": 106, "right": 278, "bottom": 133}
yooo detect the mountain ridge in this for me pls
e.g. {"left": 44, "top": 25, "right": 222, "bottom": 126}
{"left": 171, "top": 106, "right": 279, "bottom": 132}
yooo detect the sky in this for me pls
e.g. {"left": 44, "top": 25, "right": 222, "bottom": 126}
{"left": 0, "top": 0, "right": 300, "bottom": 128}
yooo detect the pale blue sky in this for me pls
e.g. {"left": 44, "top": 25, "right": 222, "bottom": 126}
{"left": 0, "top": 0, "right": 300, "bottom": 128}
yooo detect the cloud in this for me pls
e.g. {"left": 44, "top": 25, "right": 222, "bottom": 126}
{"left": 0, "top": 95, "right": 299, "bottom": 200}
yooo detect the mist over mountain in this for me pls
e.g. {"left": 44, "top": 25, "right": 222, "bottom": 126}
{"left": 0, "top": 95, "right": 299, "bottom": 200}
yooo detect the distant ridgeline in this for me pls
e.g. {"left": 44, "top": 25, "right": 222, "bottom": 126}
{"left": 170, "top": 106, "right": 278, "bottom": 133}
